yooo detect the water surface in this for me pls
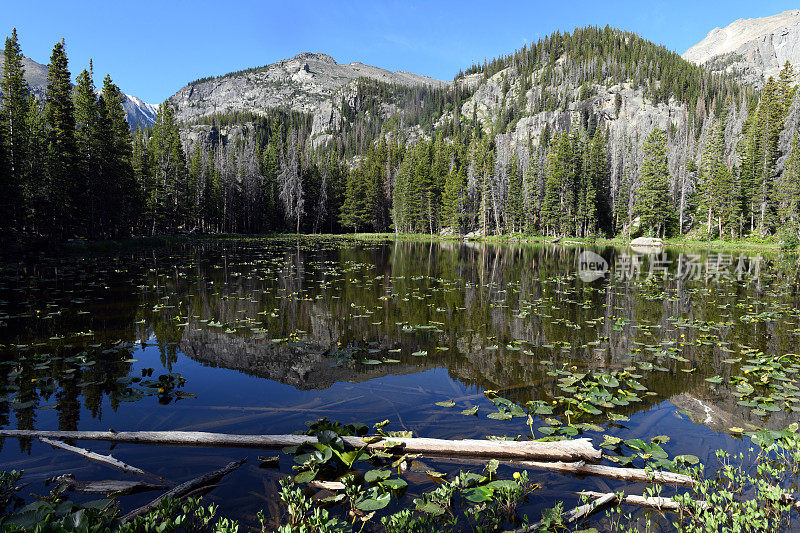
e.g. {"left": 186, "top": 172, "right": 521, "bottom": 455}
{"left": 1, "top": 237, "right": 797, "bottom": 528}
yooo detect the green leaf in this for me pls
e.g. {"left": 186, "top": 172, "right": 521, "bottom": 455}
{"left": 463, "top": 486, "right": 494, "bottom": 503}
{"left": 624, "top": 438, "right": 646, "bottom": 451}
{"left": 380, "top": 478, "right": 408, "bottom": 490}
{"left": 416, "top": 502, "right": 445, "bottom": 515}
{"left": 355, "top": 492, "right": 391, "bottom": 511}
{"left": 333, "top": 449, "right": 362, "bottom": 468}
{"left": 294, "top": 470, "right": 317, "bottom": 483}
{"left": 596, "top": 374, "right": 619, "bottom": 387}
{"left": 364, "top": 469, "right": 391, "bottom": 483}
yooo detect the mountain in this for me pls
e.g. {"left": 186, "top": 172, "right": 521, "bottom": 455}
{"left": 0, "top": 53, "right": 49, "bottom": 98}
{"left": 169, "top": 52, "right": 447, "bottom": 143}
{"left": 157, "top": 25, "right": 752, "bottom": 240}
{"left": 683, "top": 9, "right": 800, "bottom": 85}
{"left": 0, "top": 52, "right": 157, "bottom": 129}
{"left": 121, "top": 93, "right": 158, "bottom": 129}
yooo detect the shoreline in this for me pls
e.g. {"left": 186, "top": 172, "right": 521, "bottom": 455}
{"left": 3, "top": 232, "right": 789, "bottom": 254}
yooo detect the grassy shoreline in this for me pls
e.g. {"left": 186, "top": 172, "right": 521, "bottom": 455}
{"left": 10, "top": 231, "right": 788, "bottom": 254}
{"left": 333, "top": 232, "right": 787, "bottom": 252}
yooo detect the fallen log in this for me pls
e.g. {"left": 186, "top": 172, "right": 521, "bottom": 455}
{"left": 39, "top": 437, "right": 167, "bottom": 482}
{"left": 0, "top": 430, "right": 602, "bottom": 463}
{"left": 512, "top": 492, "right": 616, "bottom": 532}
{"left": 121, "top": 459, "right": 246, "bottom": 522}
{"left": 514, "top": 460, "right": 696, "bottom": 487}
{"left": 578, "top": 490, "right": 708, "bottom": 512}
{"left": 47, "top": 474, "right": 167, "bottom": 496}
{"left": 432, "top": 456, "right": 696, "bottom": 487}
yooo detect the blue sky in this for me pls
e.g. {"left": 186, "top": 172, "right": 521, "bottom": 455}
{"left": 2, "top": 1, "right": 798, "bottom": 104}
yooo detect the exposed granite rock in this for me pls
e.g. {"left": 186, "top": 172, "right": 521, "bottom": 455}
{"left": 168, "top": 52, "right": 447, "bottom": 143}
{"left": 683, "top": 9, "right": 800, "bottom": 86}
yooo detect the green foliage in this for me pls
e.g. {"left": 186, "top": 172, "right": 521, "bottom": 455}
{"left": 43, "top": 39, "right": 77, "bottom": 239}
{"left": 1, "top": 28, "right": 30, "bottom": 236}
{"left": 0, "top": 471, "right": 239, "bottom": 533}
{"left": 119, "top": 497, "right": 240, "bottom": 533}
{"left": 634, "top": 129, "right": 671, "bottom": 237}
{"left": 673, "top": 426, "right": 800, "bottom": 532}
{"left": 697, "top": 114, "right": 738, "bottom": 239}
{"left": 3, "top": 28, "right": 800, "bottom": 244}
{"left": 460, "top": 26, "right": 741, "bottom": 111}
{"left": 778, "top": 133, "right": 800, "bottom": 232}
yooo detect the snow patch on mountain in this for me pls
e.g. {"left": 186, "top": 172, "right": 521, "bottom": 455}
{"left": 122, "top": 94, "right": 158, "bottom": 129}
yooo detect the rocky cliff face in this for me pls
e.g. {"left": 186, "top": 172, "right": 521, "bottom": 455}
{"left": 461, "top": 65, "right": 684, "bottom": 150}
{"left": 0, "top": 53, "right": 157, "bottom": 129}
{"left": 683, "top": 9, "right": 800, "bottom": 85}
{"left": 168, "top": 52, "right": 447, "bottom": 141}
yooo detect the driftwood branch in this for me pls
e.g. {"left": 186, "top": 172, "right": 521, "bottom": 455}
{"left": 0, "top": 430, "right": 601, "bottom": 463}
{"left": 513, "top": 492, "right": 616, "bottom": 532}
{"left": 577, "top": 490, "right": 709, "bottom": 513}
{"left": 309, "top": 480, "right": 346, "bottom": 491}
{"left": 121, "top": 459, "right": 246, "bottom": 522}
{"left": 39, "top": 437, "right": 167, "bottom": 482}
{"left": 47, "top": 474, "right": 167, "bottom": 496}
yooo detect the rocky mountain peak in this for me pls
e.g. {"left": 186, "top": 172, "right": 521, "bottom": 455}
{"left": 683, "top": 9, "right": 800, "bottom": 85}
{"left": 169, "top": 52, "right": 448, "bottom": 144}
{"left": 289, "top": 52, "right": 337, "bottom": 64}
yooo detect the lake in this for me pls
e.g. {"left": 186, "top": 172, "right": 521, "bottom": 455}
{"left": 0, "top": 237, "right": 797, "bottom": 529}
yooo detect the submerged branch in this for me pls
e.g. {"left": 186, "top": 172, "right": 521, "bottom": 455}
{"left": 39, "top": 437, "right": 168, "bottom": 482}
{"left": 121, "top": 459, "right": 246, "bottom": 522}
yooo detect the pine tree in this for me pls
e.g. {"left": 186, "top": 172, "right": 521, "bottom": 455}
{"left": 750, "top": 76, "right": 789, "bottom": 234}
{"left": 261, "top": 124, "right": 281, "bottom": 231}
{"left": 581, "top": 129, "right": 608, "bottom": 236}
{"left": 506, "top": 151, "right": 523, "bottom": 232}
{"left": 99, "top": 75, "right": 136, "bottom": 236}
{"left": 1, "top": 28, "right": 30, "bottom": 235}
{"left": 44, "top": 39, "right": 77, "bottom": 238}
{"left": 393, "top": 145, "right": 413, "bottom": 233}
{"left": 340, "top": 165, "right": 371, "bottom": 232}
{"left": 147, "top": 102, "right": 187, "bottom": 233}
{"left": 73, "top": 65, "right": 99, "bottom": 236}
{"left": 779, "top": 133, "right": 800, "bottom": 228}
{"left": 738, "top": 98, "right": 761, "bottom": 233}
{"left": 440, "top": 162, "right": 466, "bottom": 232}
{"left": 541, "top": 135, "right": 565, "bottom": 236}
{"left": 697, "top": 117, "right": 728, "bottom": 238}
{"left": 131, "top": 127, "right": 150, "bottom": 233}
{"left": 634, "top": 128, "right": 671, "bottom": 237}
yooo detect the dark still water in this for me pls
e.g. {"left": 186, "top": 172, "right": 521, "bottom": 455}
{"left": 1, "top": 237, "right": 799, "bottom": 528}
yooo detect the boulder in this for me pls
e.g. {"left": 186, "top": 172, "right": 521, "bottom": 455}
{"left": 631, "top": 237, "right": 664, "bottom": 248}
